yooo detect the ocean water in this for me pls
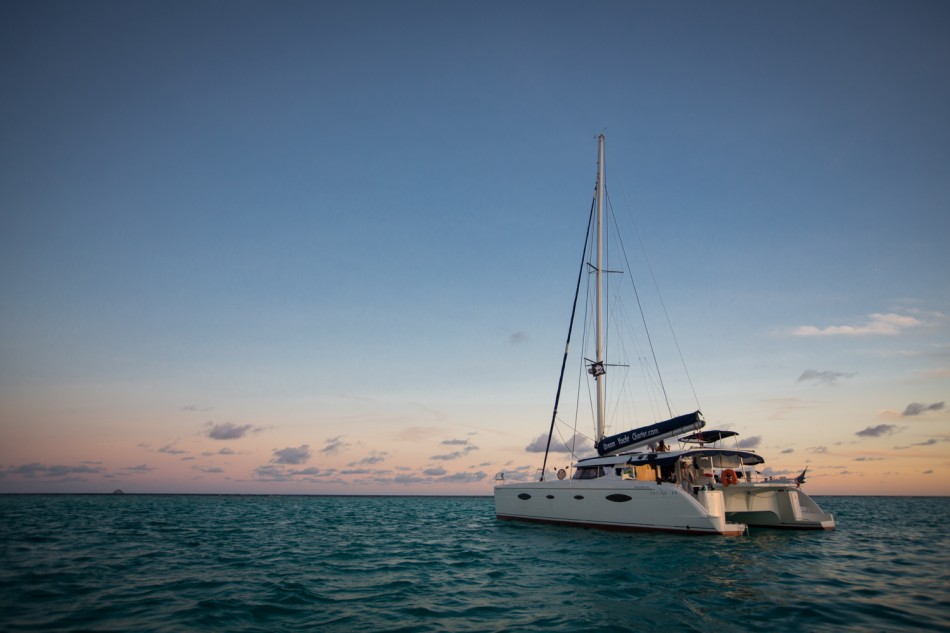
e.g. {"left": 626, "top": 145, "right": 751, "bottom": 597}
{"left": 0, "top": 495, "right": 947, "bottom": 632}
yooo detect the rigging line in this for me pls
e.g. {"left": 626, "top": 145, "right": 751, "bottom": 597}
{"left": 553, "top": 422, "right": 572, "bottom": 463}
{"left": 609, "top": 292, "right": 659, "bottom": 425}
{"left": 557, "top": 415, "right": 593, "bottom": 463}
{"left": 556, "top": 414, "right": 594, "bottom": 463}
{"left": 577, "top": 259, "right": 597, "bottom": 438}
{"left": 577, "top": 215, "right": 601, "bottom": 438}
{"left": 603, "top": 188, "right": 673, "bottom": 418}
{"left": 620, "top": 302, "right": 679, "bottom": 420}
{"left": 558, "top": 301, "right": 591, "bottom": 464}
{"left": 540, "top": 196, "right": 595, "bottom": 481}
{"left": 610, "top": 183, "right": 702, "bottom": 411}
{"left": 607, "top": 303, "right": 650, "bottom": 426}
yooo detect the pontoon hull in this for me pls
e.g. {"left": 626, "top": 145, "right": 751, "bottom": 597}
{"left": 722, "top": 485, "right": 835, "bottom": 530}
{"left": 494, "top": 480, "right": 746, "bottom": 536}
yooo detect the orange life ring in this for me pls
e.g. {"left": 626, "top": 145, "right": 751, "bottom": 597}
{"left": 721, "top": 469, "right": 739, "bottom": 486}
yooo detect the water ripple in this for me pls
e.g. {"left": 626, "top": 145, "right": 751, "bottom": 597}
{"left": 1, "top": 495, "right": 948, "bottom": 632}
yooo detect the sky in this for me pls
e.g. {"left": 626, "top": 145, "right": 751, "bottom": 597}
{"left": 1, "top": 0, "right": 947, "bottom": 496}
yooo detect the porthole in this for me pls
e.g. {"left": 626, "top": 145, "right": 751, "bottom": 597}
{"left": 606, "top": 494, "right": 632, "bottom": 503}
{"left": 546, "top": 495, "right": 554, "bottom": 499}
{"left": 517, "top": 493, "right": 531, "bottom": 500}
{"left": 574, "top": 495, "right": 584, "bottom": 500}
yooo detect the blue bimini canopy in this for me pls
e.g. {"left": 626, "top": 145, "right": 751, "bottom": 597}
{"left": 678, "top": 430, "right": 739, "bottom": 445}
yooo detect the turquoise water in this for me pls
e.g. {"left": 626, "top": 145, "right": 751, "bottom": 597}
{"left": 1, "top": 495, "right": 947, "bottom": 632}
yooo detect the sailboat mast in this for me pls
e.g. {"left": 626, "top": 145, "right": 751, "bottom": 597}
{"left": 595, "top": 134, "right": 606, "bottom": 443}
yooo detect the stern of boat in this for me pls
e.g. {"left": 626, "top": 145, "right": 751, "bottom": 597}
{"left": 693, "top": 488, "right": 746, "bottom": 536}
{"left": 723, "top": 485, "right": 835, "bottom": 530}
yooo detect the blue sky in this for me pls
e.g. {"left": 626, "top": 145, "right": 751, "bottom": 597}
{"left": 1, "top": 0, "right": 947, "bottom": 494}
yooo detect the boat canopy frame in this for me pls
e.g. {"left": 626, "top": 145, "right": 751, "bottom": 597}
{"left": 678, "top": 430, "right": 739, "bottom": 445}
{"left": 577, "top": 448, "right": 765, "bottom": 469}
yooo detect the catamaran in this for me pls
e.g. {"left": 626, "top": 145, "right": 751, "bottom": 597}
{"left": 493, "top": 135, "right": 835, "bottom": 535}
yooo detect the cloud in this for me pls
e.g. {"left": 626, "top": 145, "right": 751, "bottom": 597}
{"left": 158, "top": 441, "right": 188, "bottom": 455}
{"left": 525, "top": 433, "right": 589, "bottom": 453}
{"left": 855, "top": 424, "right": 901, "bottom": 438}
{"left": 923, "top": 470, "right": 934, "bottom": 475}
{"left": 206, "top": 422, "right": 260, "bottom": 440}
{"left": 254, "top": 465, "right": 290, "bottom": 481}
{"left": 271, "top": 445, "right": 311, "bottom": 465}
{"left": 508, "top": 331, "right": 528, "bottom": 345}
{"left": 124, "top": 464, "right": 155, "bottom": 473}
{"left": 738, "top": 436, "right": 762, "bottom": 449}
{"left": 320, "top": 436, "right": 349, "bottom": 455}
{"left": 431, "top": 451, "right": 464, "bottom": 461}
{"left": 340, "top": 468, "right": 375, "bottom": 475}
{"left": 384, "top": 469, "right": 487, "bottom": 485}
{"left": 8, "top": 463, "right": 45, "bottom": 477}
{"left": 181, "top": 404, "right": 213, "bottom": 412}
{"left": 797, "top": 369, "right": 855, "bottom": 385}
{"left": 853, "top": 456, "right": 888, "bottom": 461}
{"left": 7, "top": 463, "right": 104, "bottom": 478}
{"left": 393, "top": 473, "right": 428, "bottom": 484}
{"left": 780, "top": 448, "right": 794, "bottom": 454}
{"left": 439, "top": 471, "right": 487, "bottom": 483}
{"left": 252, "top": 465, "right": 324, "bottom": 481}
{"left": 789, "top": 313, "right": 923, "bottom": 337}
{"left": 431, "top": 444, "right": 478, "bottom": 461}
{"left": 349, "top": 451, "right": 388, "bottom": 466}
{"left": 902, "top": 401, "right": 944, "bottom": 417}
{"left": 894, "top": 438, "right": 943, "bottom": 450}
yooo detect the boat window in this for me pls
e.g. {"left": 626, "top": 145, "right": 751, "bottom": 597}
{"left": 572, "top": 466, "right": 607, "bottom": 480}
{"left": 658, "top": 465, "right": 675, "bottom": 483}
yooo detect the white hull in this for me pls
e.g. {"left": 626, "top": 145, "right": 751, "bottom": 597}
{"left": 494, "top": 480, "right": 747, "bottom": 536}
{"left": 495, "top": 476, "right": 835, "bottom": 535}
{"left": 722, "top": 483, "right": 835, "bottom": 530}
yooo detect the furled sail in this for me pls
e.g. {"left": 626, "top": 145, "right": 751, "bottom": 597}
{"left": 596, "top": 411, "right": 705, "bottom": 456}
